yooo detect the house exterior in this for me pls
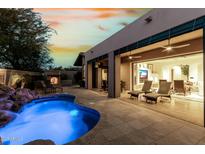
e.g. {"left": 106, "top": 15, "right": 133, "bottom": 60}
{"left": 83, "top": 8, "right": 205, "bottom": 96}
{"left": 78, "top": 8, "right": 205, "bottom": 126}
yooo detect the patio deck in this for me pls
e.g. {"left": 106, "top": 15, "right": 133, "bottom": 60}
{"left": 63, "top": 87, "right": 205, "bottom": 145}
{"left": 120, "top": 92, "right": 204, "bottom": 126}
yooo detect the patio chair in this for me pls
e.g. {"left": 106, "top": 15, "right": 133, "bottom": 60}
{"left": 128, "top": 80, "right": 152, "bottom": 99}
{"left": 40, "top": 81, "right": 56, "bottom": 94}
{"left": 173, "top": 80, "right": 186, "bottom": 96}
{"left": 144, "top": 81, "right": 172, "bottom": 103}
{"left": 53, "top": 83, "right": 63, "bottom": 93}
{"left": 102, "top": 80, "right": 108, "bottom": 91}
{"left": 159, "top": 79, "right": 167, "bottom": 84}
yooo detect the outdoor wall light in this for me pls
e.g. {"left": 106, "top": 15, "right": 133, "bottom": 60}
{"left": 95, "top": 62, "right": 101, "bottom": 68}
{"left": 95, "top": 65, "right": 98, "bottom": 68}
{"left": 95, "top": 63, "right": 98, "bottom": 68}
{"left": 145, "top": 16, "right": 152, "bottom": 23}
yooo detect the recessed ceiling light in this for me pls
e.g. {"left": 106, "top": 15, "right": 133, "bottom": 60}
{"left": 166, "top": 46, "right": 172, "bottom": 51}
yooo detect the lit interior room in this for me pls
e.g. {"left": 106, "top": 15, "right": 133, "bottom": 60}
{"left": 120, "top": 29, "right": 204, "bottom": 126}
{"left": 133, "top": 53, "right": 203, "bottom": 102}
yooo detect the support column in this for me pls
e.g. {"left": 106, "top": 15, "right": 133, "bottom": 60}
{"left": 115, "top": 55, "right": 121, "bottom": 97}
{"left": 108, "top": 52, "right": 121, "bottom": 98}
{"left": 97, "top": 68, "right": 102, "bottom": 89}
{"left": 87, "top": 63, "right": 93, "bottom": 89}
{"left": 108, "top": 52, "right": 115, "bottom": 98}
{"left": 85, "top": 63, "right": 88, "bottom": 89}
{"left": 203, "top": 27, "right": 205, "bottom": 127}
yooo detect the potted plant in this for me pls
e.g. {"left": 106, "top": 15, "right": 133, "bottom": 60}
{"left": 181, "top": 65, "right": 189, "bottom": 81}
{"left": 120, "top": 80, "right": 126, "bottom": 92}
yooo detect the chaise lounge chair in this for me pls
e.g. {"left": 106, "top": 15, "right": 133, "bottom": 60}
{"left": 128, "top": 80, "right": 152, "bottom": 99}
{"left": 144, "top": 81, "right": 172, "bottom": 103}
{"left": 173, "top": 80, "right": 186, "bottom": 96}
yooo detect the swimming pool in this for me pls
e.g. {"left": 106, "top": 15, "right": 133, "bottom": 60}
{"left": 0, "top": 94, "right": 100, "bottom": 145}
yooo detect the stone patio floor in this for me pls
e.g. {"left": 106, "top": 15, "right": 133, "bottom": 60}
{"left": 63, "top": 87, "right": 205, "bottom": 145}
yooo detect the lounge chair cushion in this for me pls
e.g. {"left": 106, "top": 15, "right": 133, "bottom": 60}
{"left": 128, "top": 80, "right": 152, "bottom": 98}
{"left": 128, "top": 91, "right": 144, "bottom": 97}
{"left": 141, "top": 81, "right": 152, "bottom": 91}
{"left": 144, "top": 93, "right": 170, "bottom": 100}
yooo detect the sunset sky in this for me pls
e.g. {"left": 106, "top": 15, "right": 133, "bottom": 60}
{"left": 34, "top": 8, "right": 151, "bottom": 67}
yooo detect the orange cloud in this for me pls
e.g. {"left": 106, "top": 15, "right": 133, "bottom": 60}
{"left": 97, "top": 12, "right": 118, "bottom": 19}
{"left": 47, "top": 21, "right": 61, "bottom": 28}
{"left": 49, "top": 45, "right": 92, "bottom": 54}
{"left": 34, "top": 8, "right": 150, "bottom": 22}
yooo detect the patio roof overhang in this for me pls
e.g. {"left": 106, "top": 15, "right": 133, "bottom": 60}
{"left": 114, "top": 16, "right": 205, "bottom": 56}
{"left": 121, "top": 37, "right": 203, "bottom": 63}
{"left": 120, "top": 29, "right": 203, "bottom": 62}
{"left": 88, "top": 15, "right": 205, "bottom": 63}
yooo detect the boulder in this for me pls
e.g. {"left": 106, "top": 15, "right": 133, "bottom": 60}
{"left": 0, "top": 110, "right": 16, "bottom": 128}
{"left": 0, "top": 85, "right": 41, "bottom": 127}
{"left": 0, "top": 100, "right": 14, "bottom": 110}
{"left": 11, "top": 88, "right": 39, "bottom": 106}
{"left": 10, "top": 102, "right": 21, "bottom": 112}
{"left": 0, "top": 84, "right": 40, "bottom": 115}
{"left": 24, "top": 139, "right": 55, "bottom": 145}
{"left": 15, "top": 88, "right": 39, "bottom": 100}
{"left": 0, "top": 136, "right": 2, "bottom": 145}
{"left": 0, "top": 84, "right": 15, "bottom": 96}
{"left": 0, "top": 93, "right": 10, "bottom": 102}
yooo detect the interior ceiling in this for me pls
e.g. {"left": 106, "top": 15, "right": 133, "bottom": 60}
{"left": 140, "top": 53, "right": 203, "bottom": 64}
{"left": 120, "top": 29, "right": 203, "bottom": 57}
{"left": 98, "top": 59, "right": 108, "bottom": 63}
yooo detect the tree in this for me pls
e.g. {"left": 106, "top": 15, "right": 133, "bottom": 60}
{"left": 0, "top": 9, "right": 54, "bottom": 71}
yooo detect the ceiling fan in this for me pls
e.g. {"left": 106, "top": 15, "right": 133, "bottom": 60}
{"left": 161, "top": 38, "right": 190, "bottom": 52}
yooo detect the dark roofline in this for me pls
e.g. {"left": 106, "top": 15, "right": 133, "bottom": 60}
{"left": 74, "top": 52, "right": 84, "bottom": 66}
{"left": 88, "top": 15, "right": 205, "bottom": 63}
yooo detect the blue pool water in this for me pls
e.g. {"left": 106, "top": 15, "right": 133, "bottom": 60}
{"left": 0, "top": 94, "right": 100, "bottom": 145}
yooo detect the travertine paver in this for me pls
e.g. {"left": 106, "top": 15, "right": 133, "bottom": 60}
{"left": 63, "top": 87, "right": 205, "bottom": 145}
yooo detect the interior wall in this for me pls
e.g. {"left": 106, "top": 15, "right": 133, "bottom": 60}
{"left": 150, "top": 55, "right": 203, "bottom": 83}
{"left": 120, "top": 62, "right": 131, "bottom": 90}
{"left": 133, "top": 53, "right": 204, "bottom": 96}
{"left": 131, "top": 53, "right": 204, "bottom": 126}
{"left": 102, "top": 69, "right": 108, "bottom": 80}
